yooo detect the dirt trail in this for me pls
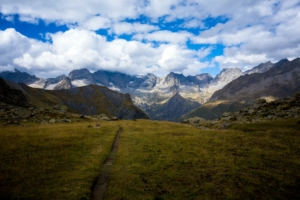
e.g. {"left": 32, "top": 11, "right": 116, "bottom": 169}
{"left": 91, "top": 126, "right": 123, "bottom": 200}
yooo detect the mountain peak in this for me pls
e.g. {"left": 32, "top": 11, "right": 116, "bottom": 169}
{"left": 68, "top": 68, "right": 93, "bottom": 81}
{"left": 220, "top": 68, "right": 242, "bottom": 74}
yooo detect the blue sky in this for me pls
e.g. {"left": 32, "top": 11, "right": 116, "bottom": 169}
{"left": 0, "top": 0, "right": 300, "bottom": 78}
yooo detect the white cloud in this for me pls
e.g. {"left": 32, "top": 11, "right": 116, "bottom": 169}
{"left": 0, "top": 0, "right": 141, "bottom": 24}
{"left": 190, "top": 0, "right": 300, "bottom": 70}
{"left": 0, "top": 28, "right": 50, "bottom": 67}
{"left": 0, "top": 28, "right": 208, "bottom": 77}
{"left": 182, "top": 19, "right": 206, "bottom": 29}
{"left": 0, "top": 64, "right": 15, "bottom": 72}
{"left": 134, "top": 30, "right": 192, "bottom": 44}
{"left": 112, "top": 22, "right": 159, "bottom": 35}
{"left": 80, "top": 16, "right": 111, "bottom": 30}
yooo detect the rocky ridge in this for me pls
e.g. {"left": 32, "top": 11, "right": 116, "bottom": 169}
{"left": 219, "top": 93, "right": 300, "bottom": 123}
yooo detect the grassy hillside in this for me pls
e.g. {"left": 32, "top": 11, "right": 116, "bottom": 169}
{"left": 1, "top": 119, "right": 300, "bottom": 199}
{"left": 183, "top": 100, "right": 247, "bottom": 120}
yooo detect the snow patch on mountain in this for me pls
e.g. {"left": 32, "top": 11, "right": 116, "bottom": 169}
{"left": 28, "top": 78, "right": 46, "bottom": 89}
{"left": 71, "top": 79, "right": 91, "bottom": 87}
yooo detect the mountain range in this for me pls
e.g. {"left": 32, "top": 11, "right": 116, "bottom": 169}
{"left": 1, "top": 58, "right": 299, "bottom": 121}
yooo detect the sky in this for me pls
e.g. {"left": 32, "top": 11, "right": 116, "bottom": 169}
{"left": 0, "top": 0, "right": 300, "bottom": 78}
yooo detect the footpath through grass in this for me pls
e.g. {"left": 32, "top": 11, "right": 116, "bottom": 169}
{"left": 0, "top": 122, "right": 119, "bottom": 200}
{"left": 107, "top": 119, "right": 300, "bottom": 200}
{"left": 1, "top": 119, "right": 300, "bottom": 199}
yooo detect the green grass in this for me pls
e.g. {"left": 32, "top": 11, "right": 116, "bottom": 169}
{"left": 1, "top": 119, "right": 300, "bottom": 199}
{"left": 106, "top": 119, "right": 300, "bottom": 200}
{"left": 0, "top": 122, "right": 119, "bottom": 200}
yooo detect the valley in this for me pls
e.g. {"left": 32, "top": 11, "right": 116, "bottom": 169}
{"left": 1, "top": 1, "right": 300, "bottom": 199}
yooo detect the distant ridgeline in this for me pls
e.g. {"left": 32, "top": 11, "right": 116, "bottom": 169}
{"left": 1, "top": 58, "right": 299, "bottom": 121}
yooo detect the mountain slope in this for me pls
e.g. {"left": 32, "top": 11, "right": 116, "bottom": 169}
{"left": 146, "top": 92, "right": 200, "bottom": 121}
{"left": 0, "top": 70, "right": 39, "bottom": 84}
{"left": 244, "top": 59, "right": 288, "bottom": 75}
{"left": 182, "top": 101, "right": 247, "bottom": 120}
{"left": 210, "top": 58, "right": 300, "bottom": 102}
{"left": 5, "top": 81, "right": 148, "bottom": 119}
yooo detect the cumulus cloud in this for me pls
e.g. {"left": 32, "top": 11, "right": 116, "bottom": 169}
{"left": 0, "top": 28, "right": 207, "bottom": 77}
{"left": 80, "top": 16, "right": 112, "bottom": 31}
{"left": 191, "top": 0, "right": 300, "bottom": 70}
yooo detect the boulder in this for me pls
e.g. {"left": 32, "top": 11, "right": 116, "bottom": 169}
{"left": 100, "top": 117, "right": 111, "bottom": 121}
{"left": 111, "top": 117, "right": 119, "bottom": 121}
{"left": 255, "top": 99, "right": 267, "bottom": 104}
{"left": 7, "top": 120, "right": 20, "bottom": 125}
{"left": 217, "top": 123, "right": 231, "bottom": 130}
{"left": 12, "top": 108, "right": 31, "bottom": 119}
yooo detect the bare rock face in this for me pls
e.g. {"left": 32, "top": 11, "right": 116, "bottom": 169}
{"left": 53, "top": 77, "right": 73, "bottom": 90}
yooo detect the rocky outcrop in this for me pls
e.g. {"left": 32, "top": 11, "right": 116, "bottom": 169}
{"left": 182, "top": 93, "right": 300, "bottom": 129}
{"left": 219, "top": 93, "right": 300, "bottom": 122}
{"left": 0, "top": 102, "right": 94, "bottom": 125}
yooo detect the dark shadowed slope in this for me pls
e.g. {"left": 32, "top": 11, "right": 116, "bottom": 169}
{"left": 146, "top": 92, "right": 200, "bottom": 121}
{"left": 5, "top": 81, "right": 148, "bottom": 119}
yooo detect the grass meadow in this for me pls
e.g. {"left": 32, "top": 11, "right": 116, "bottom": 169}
{"left": 0, "top": 122, "right": 118, "bottom": 199}
{"left": 107, "top": 119, "right": 300, "bottom": 200}
{"left": 0, "top": 119, "right": 300, "bottom": 199}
